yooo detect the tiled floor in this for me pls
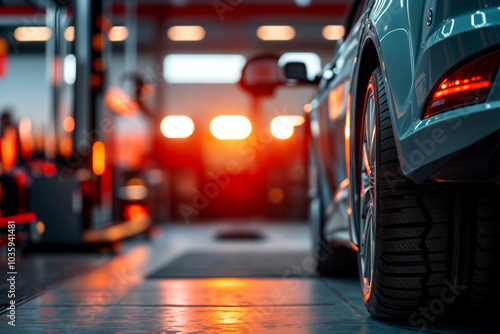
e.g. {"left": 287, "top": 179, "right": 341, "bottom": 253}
{"left": 1, "top": 222, "right": 499, "bottom": 333}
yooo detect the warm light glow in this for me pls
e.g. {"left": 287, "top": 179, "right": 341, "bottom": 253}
{"left": 122, "top": 178, "right": 149, "bottom": 201}
{"left": 163, "top": 54, "right": 246, "bottom": 83}
{"left": 92, "top": 141, "right": 105, "bottom": 176}
{"left": 286, "top": 115, "right": 305, "bottom": 126}
{"left": 108, "top": 26, "right": 129, "bottom": 42}
{"left": 210, "top": 278, "right": 249, "bottom": 289}
{"left": 210, "top": 115, "right": 252, "bottom": 140}
{"left": 63, "top": 116, "right": 75, "bottom": 132}
{"left": 59, "top": 134, "right": 72, "bottom": 157}
{"left": 433, "top": 78, "right": 490, "bottom": 98}
{"left": 65, "top": 26, "right": 74, "bottom": 41}
{"left": 329, "top": 82, "right": 346, "bottom": 121}
{"left": 257, "top": 25, "right": 295, "bottom": 41}
{"left": 105, "top": 87, "right": 138, "bottom": 116}
{"left": 270, "top": 117, "right": 294, "bottom": 140}
{"left": 322, "top": 25, "right": 345, "bottom": 40}
{"left": 14, "top": 26, "right": 51, "bottom": 41}
{"left": 36, "top": 221, "right": 45, "bottom": 234}
{"left": 304, "top": 104, "right": 312, "bottom": 113}
{"left": 167, "top": 25, "right": 206, "bottom": 41}
{"left": 345, "top": 123, "right": 350, "bottom": 140}
{"left": 1, "top": 127, "right": 18, "bottom": 173}
{"left": 124, "top": 204, "right": 148, "bottom": 221}
{"left": 19, "top": 117, "right": 33, "bottom": 160}
{"left": 161, "top": 115, "right": 195, "bottom": 139}
{"left": 270, "top": 116, "right": 304, "bottom": 140}
{"left": 268, "top": 188, "right": 284, "bottom": 204}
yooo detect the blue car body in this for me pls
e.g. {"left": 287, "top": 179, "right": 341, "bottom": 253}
{"left": 309, "top": 0, "right": 500, "bottom": 248}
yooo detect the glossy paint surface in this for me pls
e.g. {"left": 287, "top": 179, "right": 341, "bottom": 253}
{"left": 313, "top": 0, "right": 500, "bottom": 244}
{"left": 369, "top": 0, "right": 500, "bottom": 180}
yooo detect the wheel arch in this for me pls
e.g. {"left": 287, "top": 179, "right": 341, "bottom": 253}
{"left": 348, "top": 33, "right": 382, "bottom": 249}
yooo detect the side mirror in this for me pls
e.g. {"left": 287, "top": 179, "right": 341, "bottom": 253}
{"left": 279, "top": 52, "right": 322, "bottom": 85}
{"left": 283, "top": 62, "right": 309, "bottom": 82}
{"left": 238, "top": 55, "right": 284, "bottom": 97}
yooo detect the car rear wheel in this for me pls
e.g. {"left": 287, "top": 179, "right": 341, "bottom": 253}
{"left": 357, "top": 66, "right": 500, "bottom": 321}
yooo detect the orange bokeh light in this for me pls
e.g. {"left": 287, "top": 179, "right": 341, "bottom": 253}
{"left": 60, "top": 134, "right": 73, "bottom": 157}
{"left": 63, "top": 116, "right": 75, "bottom": 132}
{"left": 160, "top": 115, "right": 195, "bottom": 139}
{"left": 92, "top": 141, "right": 105, "bottom": 176}
{"left": 108, "top": 26, "right": 129, "bottom": 42}
{"left": 19, "top": 117, "right": 33, "bottom": 160}
{"left": 124, "top": 204, "right": 148, "bottom": 221}
{"left": 304, "top": 104, "right": 312, "bottom": 113}
{"left": 167, "top": 26, "right": 206, "bottom": 41}
{"left": 257, "top": 25, "right": 295, "bottom": 41}
{"left": 322, "top": 25, "right": 345, "bottom": 40}
{"left": 1, "top": 126, "right": 18, "bottom": 173}
{"left": 210, "top": 115, "right": 252, "bottom": 140}
{"left": 105, "top": 87, "right": 138, "bottom": 116}
{"left": 65, "top": 26, "right": 74, "bottom": 42}
{"left": 14, "top": 26, "right": 51, "bottom": 42}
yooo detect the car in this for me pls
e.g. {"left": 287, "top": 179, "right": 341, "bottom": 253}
{"left": 283, "top": 0, "right": 500, "bottom": 320}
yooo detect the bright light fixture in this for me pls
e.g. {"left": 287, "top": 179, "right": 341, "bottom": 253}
{"left": 65, "top": 26, "right": 74, "bottom": 42}
{"left": 210, "top": 115, "right": 252, "bottom": 140}
{"left": 108, "top": 26, "right": 128, "bottom": 41}
{"left": 167, "top": 26, "right": 206, "bottom": 41}
{"left": 322, "top": 25, "right": 345, "bottom": 40}
{"left": 160, "top": 115, "right": 195, "bottom": 138}
{"left": 257, "top": 25, "right": 295, "bottom": 41}
{"left": 270, "top": 116, "right": 305, "bottom": 140}
{"left": 64, "top": 54, "right": 76, "bottom": 85}
{"left": 14, "top": 27, "right": 51, "bottom": 42}
{"left": 270, "top": 117, "right": 294, "bottom": 140}
{"left": 163, "top": 54, "right": 246, "bottom": 83}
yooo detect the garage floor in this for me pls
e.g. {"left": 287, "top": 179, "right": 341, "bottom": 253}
{"left": 1, "top": 222, "right": 498, "bottom": 333}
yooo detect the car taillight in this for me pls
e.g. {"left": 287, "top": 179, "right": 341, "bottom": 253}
{"left": 423, "top": 49, "right": 500, "bottom": 119}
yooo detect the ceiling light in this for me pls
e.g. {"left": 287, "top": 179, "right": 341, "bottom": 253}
{"left": 257, "top": 25, "right": 295, "bottom": 41}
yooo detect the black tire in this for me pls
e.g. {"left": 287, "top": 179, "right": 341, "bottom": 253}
{"left": 357, "top": 66, "right": 500, "bottom": 321}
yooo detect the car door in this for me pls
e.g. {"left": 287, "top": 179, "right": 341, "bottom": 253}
{"left": 316, "top": 0, "right": 370, "bottom": 202}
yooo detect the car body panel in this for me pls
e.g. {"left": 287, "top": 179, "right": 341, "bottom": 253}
{"left": 310, "top": 0, "right": 500, "bottom": 246}
{"left": 310, "top": 1, "right": 371, "bottom": 245}
{"left": 370, "top": 1, "right": 500, "bottom": 182}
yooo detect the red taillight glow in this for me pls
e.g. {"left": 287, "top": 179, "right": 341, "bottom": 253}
{"left": 433, "top": 77, "right": 490, "bottom": 99}
{"left": 124, "top": 204, "right": 148, "bottom": 221}
{"left": 424, "top": 50, "right": 500, "bottom": 119}
{"left": 210, "top": 115, "right": 252, "bottom": 140}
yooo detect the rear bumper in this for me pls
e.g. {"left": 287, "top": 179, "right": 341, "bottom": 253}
{"left": 402, "top": 102, "right": 500, "bottom": 183}
{"left": 430, "top": 130, "right": 500, "bottom": 183}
